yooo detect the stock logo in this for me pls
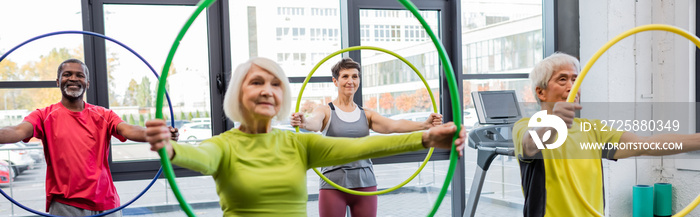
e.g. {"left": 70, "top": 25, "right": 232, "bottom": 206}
{"left": 527, "top": 110, "right": 567, "bottom": 149}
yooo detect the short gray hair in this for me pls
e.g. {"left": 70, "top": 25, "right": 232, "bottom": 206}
{"left": 57, "top": 59, "right": 89, "bottom": 81}
{"left": 223, "top": 57, "right": 291, "bottom": 124}
{"left": 530, "top": 52, "right": 580, "bottom": 103}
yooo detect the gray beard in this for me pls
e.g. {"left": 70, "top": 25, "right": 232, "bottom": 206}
{"left": 63, "top": 86, "right": 84, "bottom": 98}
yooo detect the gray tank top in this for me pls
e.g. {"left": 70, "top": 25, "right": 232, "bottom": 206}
{"left": 319, "top": 102, "right": 377, "bottom": 189}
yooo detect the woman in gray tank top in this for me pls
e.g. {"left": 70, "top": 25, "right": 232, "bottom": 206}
{"left": 290, "top": 58, "right": 443, "bottom": 217}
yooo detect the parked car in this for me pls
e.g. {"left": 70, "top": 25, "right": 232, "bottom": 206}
{"left": 191, "top": 118, "right": 210, "bottom": 123}
{"left": 0, "top": 143, "right": 35, "bottom": 176}
{"left": 179, "top": 122, "right": 213, "bottom": 143}
{"left": 171, "top": 120, "right": 191, "bottom": 129}
{"left": 0, "top": 161, "right": 13, "bottom": 183}
{"left": 15, "top": 142, "right": 43, "bottom": 163}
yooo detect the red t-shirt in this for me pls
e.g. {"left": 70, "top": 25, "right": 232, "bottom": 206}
{"left": 23, "top": 102, "right": 126, "bottom": 212}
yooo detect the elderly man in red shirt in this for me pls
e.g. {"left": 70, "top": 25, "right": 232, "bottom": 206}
{"left": 0, "top": 59, "right": 178, "bottom": 216}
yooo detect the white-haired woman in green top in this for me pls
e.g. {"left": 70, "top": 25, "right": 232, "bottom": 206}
{"left": 144, "top": 57, "right": 465, "bottom": 217}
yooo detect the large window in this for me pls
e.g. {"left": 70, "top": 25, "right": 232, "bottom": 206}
{"left": 360, "top": 10, "right": 440, "bottom": 116}
{"left": 464, "top": 31, "right": 543, "bottom": 74}
{"left": 0, "top": 1, "right": 83, "bottom": 82}
{"left": 0, "top": 0, "right": 83, "bottom": 117}
{"left": 229, "top": 0, "right": 342, "bottom": 126}
{"left": 460, "top": 0, "right": 542, "bottom": 116}
{"left": 103, "top": 4, "right": 212, "bottom": 161}
{"left": 460, "top": 0, "right": 543, "bottom": 215}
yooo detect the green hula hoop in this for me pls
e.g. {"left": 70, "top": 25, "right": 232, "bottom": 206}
{"left": 396, "top": 0, "right": 461, "bottom": 216}
{"left": 154, "top": 0, "right": 216, "bottom": 216}
{"left": 294, "top": 45, "right": 437, "bottom": 196}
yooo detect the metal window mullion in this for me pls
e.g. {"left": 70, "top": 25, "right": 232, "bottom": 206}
{"left": 0, "top": 81, "right": 58, "bottom": 89}
{"left": 462, "top": 73, "right": 529, "bottom": 80}
{"left": 207, "top": 0, "right": 231, "bottom": 134}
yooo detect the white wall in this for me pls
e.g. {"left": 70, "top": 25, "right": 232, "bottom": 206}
{"left": 579, "top": 0, "right": 698, "bottom": 216}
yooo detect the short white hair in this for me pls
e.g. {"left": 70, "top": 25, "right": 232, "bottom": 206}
{"left": 223, "top": 57, "right": 292, "bottom": 123}
{"left": 530, "top": 52, "right": 581, "bottom": 103}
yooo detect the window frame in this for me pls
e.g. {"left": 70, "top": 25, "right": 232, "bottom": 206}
{"left": 83, "top": 0, "right": 229, "bottom": 180}
{"left": 696, "top": 1, "right": 700, "bottom": 132}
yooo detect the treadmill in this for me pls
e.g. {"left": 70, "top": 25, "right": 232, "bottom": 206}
{"left": 463, "top": 90, "right": 522, "bottom": 217}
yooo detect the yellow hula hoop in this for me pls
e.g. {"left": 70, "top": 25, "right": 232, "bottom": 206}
{"left": 566, "top": 24, "right": 700, "bottom": 217}
{"left": 294, "top": 45, "right": 437, "bottom": 196}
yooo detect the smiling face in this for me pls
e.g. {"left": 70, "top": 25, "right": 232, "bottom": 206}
{"left": 238, "top": 64, "right": 284, "bottom": 122}
{"left": 536, "top": 63, "right": 580, "bottom": 103}
{"left": 333, "top": 68, "right": 360, "bottom": 97}
{"left": 56, "top": 62, "right": 89, "bottom": 100}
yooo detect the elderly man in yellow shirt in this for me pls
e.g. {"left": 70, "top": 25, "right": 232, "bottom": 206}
{"left": 513, "top": 52, "right": 700, "bottom": 217}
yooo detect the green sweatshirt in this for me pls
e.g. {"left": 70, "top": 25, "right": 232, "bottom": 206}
{"left": 171, "top": 128, "right": 424, "bottom": 217}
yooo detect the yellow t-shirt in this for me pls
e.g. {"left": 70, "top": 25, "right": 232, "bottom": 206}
{"left": 512, "top": 118, "right": 624, "bottom": 217}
